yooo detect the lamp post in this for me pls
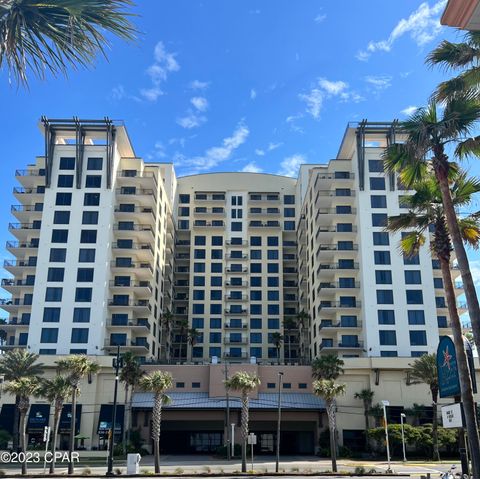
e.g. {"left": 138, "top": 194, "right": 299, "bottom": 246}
{"left": 106, "top": 345, "right": 123, "bottom": 476}
{"left": 275, "top": 372, "right": 283, "bottom": 473}
{"left": 224, "top": 361, "right": 231, "bottom": 460}
{"left": 400, "top": 413, "right": 407, "bottom": 462}
{"left": 381, "top": 400, "right": 392, "bottom": 473}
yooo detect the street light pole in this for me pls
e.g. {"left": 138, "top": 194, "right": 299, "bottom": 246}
{"left": 224, "top": 361, "right": 231, "bottom": 460}
{"left": 107, "top": 345, "right": 122, "bottom": 476}
{"left": 381, "top": 400, "right": 392, "bottom": 473}
{"left": 400, "top": 413, "right": 407, "bottom": 462}
{"left": 275, "top": 372, "right": 283, "bottom": 473}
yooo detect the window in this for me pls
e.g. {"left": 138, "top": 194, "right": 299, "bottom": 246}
{"left": 55, "top": 192, "right": 72, "bottom": 206}
{"left": 371, "top": 195, "right": 387, "bottom": 208}
{"left": 210, "top": 318, "right": 221, "bottom": 328}
{"left": 73, "top": 308, "right": 90, "bottom": 323}
{"left": 87, "top": 157, "right": 103, "bottom": 170}
{"left": 194, "top": 249, "right": 206, "bottom": 259}
{"left": 251, "top": 304, "right": 262, "bottom": 315}
{"left": 231, "top": 222, "right": 242, "bottom": 231}
{"left": 378, "top": 310, "right": 395, "bottom": 324}
{"left": 434, "top": 278, "right": 444, "bottom": 288}
{"left": 77, "top": 268, "right": 94, "bottom": 282}
{"left": 85, "top": 175, "right": 101, "bottom": 187}
{"left": 194, "top": 236, "right": 206, "bottom": 246}
{"left": 379, "top": 330, "right": 397, "bottom": 345}
{"left": 192, "top": 382, "right": 201, "bottom": 388}
{"left": 49, "top": 248, "right": 66, "bottom": 262}
{"left": 250, "top": 333, "right": 262, "bottom": 343}
{"left": 57, "top": 175, "right": 74, "bottom": 187}
{"left": 176, "top": 382, "right": 185, "bottom": 388}
{"left": 251, "top": 277, "right": 261, "bottom": 287}
{"left": 337, "top": 223, "right": 353, "bottom": 232}
{"left": 406, "top": 290, "right": 423, "bottom": 304}
{"left": 211, "top": 263, "right": 222, "bottom": 273}
{"left": 210, "top": 332, "right": 221, "bottom": 343}
{"left": 284, "top": 195, "right": 295, "bottom": 204}
{"left": 41, "top": 328, "right": 58, "bottom": 343}
{"left": 267, "top": 263, "right": 279, "bottom": 273}
{"left": 369, "top": 160, "right": 384, "bottom": 172}
{"left": 251, "top": 263, "right": 262, "bottom": 273}
{"left": 178, "top": 207, "right": 190, "bottom": 216}
{"left": 438, "top": 316, "right": 448, "bottom": 328}
{"left": 179, "top": 194, "right": 190, "bottom": 204}
{"left": 79, "top": 249, "right": 95, "bottom": 262}
{"left": 268, "top": 305, "right": 279, "bottom": 315}
{"left": 47, "top": 267, "right": 64, "bottom": 282}
{"left": 377, "top": 290, "right": 394, "bottom": 304}
{"left": 284, "top": 208, "right": 295, "bottom": 217}
{"left": 404, "top": 253, "right": 420, "bottom": 265}
{"left": 59, "top": 157, "right": 75, "bottom": 170}
{"left": 82, "top": 211, "right": 99, "bottom": 224}
{"left": 408, "top": 310, "right": 425, "bottom": 325}
{"left": 251, "top": 291, "right": 262, "bottom": 301}
{"left": 375, "top": 270, "right": 392, "bottom": 284}
{"left": 45, "top": 287, "right": 62, "bottom": 302}
{"left": 410, "top": 330, "right": 427, "bottom": 346}
{"left": 193, "top": 276, "right": 205, "bottom": 286}
{"left": 75, "top": 288, "right": 92, "bottom": 302}
{"left": 436, "top": 297, "right": 446, "bottom": 308}
{"left": 211, "top": 277, "right": 222, "bottom": 286}
{"left": 405, "top": 271, "right": 422, "bottom": 284}
{"left": 54, "top": 211, "right": 70, "bottom": 224}
{"left": 250, "top": 318, "right": 262, "bottom": 329}
{"left": 212, "top": 236, "right": 223, "bottom": 246}
{"left": 338, "top": 241, "right": 354, "bottom": 250}
{"left": 381, "top": 351, "right": 398, "bottom": 357}
{"left": 267, "top": 291, "right": 279, "bottom": 301}
{"left": 80, "top": 230, "right": 97, "bottom": 243}
{"left": 194, "top": 263, "right": 205, "bottom": 273}
{"left": 193, "top": 304, "right": 204, "bottom": 314}
{"left": 370, "top": 177, "right": 386, "bottom": 190}
{"left": 268, "top": 318, "right": 280, "bottom": 329}
{"left": 51, "top": 230, "right": 68, "bottom": 243}
{"left": 284, "top": 220, "right": 296, "bottom": 231}
{"left": 267, "top": 236, "right": 279, "bottom": 246}
{"left": 373, "top": 232, "right": 389, "bottom": 245}
{"left": 374, "top": 251, "right": 391, "bottom": 265}
{"left": 251, "top": 250, "right": 261, "bottom": 260}
{"left": 211, "top": 290, "right": 222, "bottom": 300}
{"left": 211, "top": 249, "right": 223, "bottom": 260}
{"left": 43, "top": 307, "right": 60, "bottom": 322}
{"left": 251, "top": 237, "right": 261, "bottom": 246}
{"left": 372, "top": 214, "right": 388, "bottom": 227}
{"left": 71, "top": 328, "right": 89, "bottom": 343}
{"left": 84, "top": 193, "right": 100, "bottom": 206}
{"left": 192, "top": 318, "right": 204, "bottom": 328}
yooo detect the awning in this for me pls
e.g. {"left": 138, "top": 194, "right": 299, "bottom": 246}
{"left": 27, "top": 404, "right": 50, "bottom": 433}
{"left": 0, "top": 404, "right": 16, "bottom": 435}
{"left": 59, "top": 404, "right": 82, "bottom": 434}
{"left": 132, "top": 392, "right": 325, "bottom": 410}
{"left": 97, "top": 404, "right": 124, "bottom": 435}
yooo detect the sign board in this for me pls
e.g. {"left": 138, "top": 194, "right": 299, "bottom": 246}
{"left": 437, "top": 336, "right": 461, "bottom": 398}
{"left": 442, "top": 403, "right": 464, "bottom": 428}
{"left": 247, "top": 433, "right": 257, "bottom": 445}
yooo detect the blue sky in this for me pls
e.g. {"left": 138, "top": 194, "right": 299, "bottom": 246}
{"left": 2, "top": 0, "right": 480, "bottom": 296}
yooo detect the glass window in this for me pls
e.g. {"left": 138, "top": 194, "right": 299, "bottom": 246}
{"left": 194, "top": 263, "right": 205, "bottom": 273}
{"left": 374, "top": 251, "right": 391, "bottom": 265}
{"left": 251, "top": 263, "right": 262, "bottom": 273}
{"left": 372, "top": 214, "right": 388, "bottom": 227}
{"left": 75, "top": 288, "right": 92, "bottom": 302}
{"left": 178, "top": 207, "right": 190, "bottom": 216}
{"left": 210, "top": 332, "right": 222, "bottom": 343}
{"left": 284, "top": 195, "right": 295, "bottom": 204}
{"left": 47, "top": 267, "right": 64, "bottom": 282}
{"left": 267, "top": 236, "right": 279, "bottom": 246}
{"left": 370, "top": 177, "right": 386, "bottom": 190}
{"left": 375, "top": 270, "right": 392, "bottom": 284}
{"left": 85, "top": 175, "right": 101, "bottom": 188}
{"left": 210, "top": 318, "right": 221, "bottom": 328}
{"left": 71, "top": 328, "right": 89, "bottom": 343}
{"left": 51, "top": 229, "right": 68, "bottom": 243}
{"left": 57, "top": 175, "right": 73, "bottom": 187}
{"left": 373, "top": 232, "right": 389, "bottom": 245}
{"left": 193, "top": 276, "right": 205, "bottom": 286}
{"left": 436, "top": 297, "right": 446, "bottom": 308}
{"left": 212, "top": 236, "right": 223, "bottom": 246}
{"left": 49, "top": 248, "right": 66, "bottom": 262}
{"left": 377, "top": 290, "right": 394, "bottom": 304}
{"left": 55, "top": 192, "right": 72, "bottom": 206}
{"left": 41, "top": 328, "right": 59, "bottom": 343}
{"left": 251, "top": 277, "right": 262, "bottom": 287}
{"left": 268, "top": 318, "right": 279, "bottom": 329}
{"left": 406, "top": 290, "right": 423, "bottom": 304}
{"left": 410, "top": 330, "right": 427, "bottom": 346}
{"left": 192, "top": 318, "right": 204, "bottom": 328}
{"left": 79, "top": 249, "right": 95, "bottom": 262}
{"left": 251, "top": 291, "right": 262, "bottom": 301}
{"left": 87, "top": 157, "right": 103, "bottom": 170}
{"left": 53, "top": 211, "right": 70, "bottom": 224}
{"left": 370, "top": 195, "right": 387, "bottom": 208}
{"left": 45, "top": 287, "right": 62, "bottom": 302}
{"left": 408, "top": 310, "right": 425, "bottom": 325}
{"left": 404, "top": 253, "right": 420, "bottom": 265}
{"left": 267, "top": 263, "right": 279, "bottom": 273}
{"left": 73, "top": 308, "right": 90, "bottom": 323}
{"left": 251, "top": 237, "right": 261, "bottom": 246}
{"left": 43, "top": 307, "right": 60, "bottom": 322}
{"left": 211, "top": 263, "right": 222, "bottom": 273}
{"left": 231, "top": 222, "right": 242, "bottom": 231}
{"left": 80, "top": 230, "right": 97, "bottom": 243}
{"left": 381, "top": 351, "right": 398, "bottom": 357}
{"left": 250, "top": 318, "right": 262, "bottom": 329}
{"left": 284, "top": 220, "right": 295, "bottom": 230}
{"left": 437, "top": 316, "right": 448, "bottom": 328}
{"left": 405, "top": 271, "right": 422, "bottom": 284}
{"left": 251, "top": 304, "right": 262, "bottom": 315}
{"left": 434, "top": 278, "right": 444, "bottom": 288}
{"left": 267, "top": 291, "right": 279, "bottom": 301}
{"left": 211, "top": 277, "right": 222, "bottom": 286}
{"left": 193, "top": 304, "right": 204, "bottom": 314}
{"left": 77, "top": 268, "right": 94, "bottom": 282}
{"left": 379, "top": 330, "right": 397, "bottom": 345}
{"left": 82, "top": 211, "right": 99, "bottom": 225}
{"left": 179, "top": 194, "right": 190, "bottom": 204}
{"left": 369, "top": 160, "right": 384, "bottom": 172}
{"left": 194, "top": 249, "right": 206, "bottom": 259}
{"left": 267, "top": 250, "right": 279, "bottom": 260}
{"left": 211, "top": 249, "right": 223, "bottom": 259}
{"left": 378, "top": 310, "right": 395, "bottom": 324}
{"left": 250, "top": 333, "right": 262, "bottom": 343}
{"left": 59, "top": 157, "right": 75, "bottom": 170}
{"left": 194, "top": 236, "right": 206, "bottom": 246}
{"left": 210, "top": 290, "right": 222, "bottom": 300}
{"left": 251, "top": 250, "right": 262, "bottom": 260}
{"left": 84, "top": 193, "right": 100, "bottom": 206}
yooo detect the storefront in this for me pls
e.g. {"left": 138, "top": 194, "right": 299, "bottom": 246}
{"left": 27, "top": 404, "right": 50, "bottom": 446}
{"left": 97, "top": 404, "right": 124, "bottom": 450}
{"left": 58, "top": 404, "right": 82, "bottom": 450}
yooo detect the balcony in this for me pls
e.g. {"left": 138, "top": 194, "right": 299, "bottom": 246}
{"left": 106, "top": 318, "right": 151, "bottom": 332}
{"left": 4, "top": 259, "right": 37, "bottom": 274}
{"left": 174, "top": 294, "right": 189, "bottom": 301}
{"left": 110, "top": 261, "right": 153, "bottom": 279}
{"left": 175, "top": 240, "right": 191, "bottom": 247}
{"left": 225, "top": 308, "right": 248, "bottom": 315}
{"left": 15, "top": 169, "right": 45, "bottom": 188}
{"left": 175, "top": 253, "right": 190, "bottom": 261}
{"left": 108, "top": 299, "right": 151, "bottom": 313}
{"left": 13, "top": 187, "right": 45, "bottom": 203}
{"left": 314, "top": 172, "right": 355, "bottom": 188}
{"left": 249, "top": 208, "right": 280, "bottom": 216}
{"left": 283, "top": 281, "right": 298, "bottom": 288}
{"left": 224, "top": 322, "right": 248, "bottom": 329}
{"left": 316, "top": 208, "right": 357, "bottom": 225}
{"left": 225, "top": 280, "right": 248, "bottom": 287}
{"left": 284, "top": 295, "right": 298, "bottom": 302}
{"left": 319, "top": 320, "right": 362, "bottom": 330}
{"left": 224, "top": 336, "right": 248, "bottom": 344}
{"left": 318, "top": 281, "right": 360, "bottom": 293}
{"left": 317, "top": 262, "right": 359, "bottom": 274}
{"left": 174, "top": 281, "right": 189, "bottom": 288}
{"left": 114, "top": 206, "right": 156, "bottom": 222}
{"left": 0, "top": 318, "right": 30, "bottom": 330}
{"left": 225, "top": 294, "right": 248, "bottom": 301}
{"left": 248, "top": 194, "right": 280, "bottom": 204}
{"left": 316, "top": 244, "right": 359, "bottom": 258}
{"left": 283, "top": 267, "right": 298, "bottom": 275}
{"left": 226, "top": 240, "right": 248, "bottom": 247}
{"left": 1, "top": 278, "right": 34, "bottom": 293}
{"left": 109, "top": 281, "right": 152, "bottom": 295}
{"left": 194, "top": 194, "right": 226, "bottom": 203}
{"left": 319, "top": 301, "right": 361, "bottom": 311}
{"left": 115, "top": 188, "right": 156, "bottom": 207}
{"left": 117, "top": 170, "right": 157, "bottom": 187}
{"left": 193, "top": 208, "right": 225, "bottom": 216}
{"left": 193, "top": 221, "right": 225, "bottom": 228}
{"left": 174, "top": 267, "right": 190, "bottom": 275}
{"left": 226, "top": 254, "right": 248, "bottom": 260}
{"left": 113, "top": 224, "right": 154, "bottom": 241}
{"left": 225, "top": 267, "right": 248, "bottom": 274}
{"left": 249, "top": 221, "right": 281, "bottom": 228}
{"left": 8, "top": 223, "right": 41, "bottom": 239}
{"left": 0, "top": 340, "right": 27, "bottom": 350}
{"left": 316, "top": 225, "right": 357, "bottom": 241}
{"left": 320, "top": 340, "right": 364, "bottom": 351}
{"left": 104, "top": 339, "right": 150, "bottom": 353}
{"left": 0, "top": 299, "right": 32, "bottom": 312}
{"left": 11, "top": 205, "right": 43, "bottom": 220}
{"left": 6, "top": 241, "right": 38, "bottom": 254}
{"left": 223, "top": 352, "right": 248, "bottom": 359}
{"left": 111, "top": 242, "right": 154, "bottom": 261}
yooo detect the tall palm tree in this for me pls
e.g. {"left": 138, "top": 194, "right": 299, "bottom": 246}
{"left": 4, "top": 377, "right": 40, "bottom": 475}
{"left": 225, "top": 371, "right": 261, "bottom": 472}
{"left": 120, "top": 352, "right": 144, "bottom": 454}
{"left": 409, "top": 354, "right": 441, "bottom": 461}
{"left": 0, "top": 0, "right": 137, "bottom": 87}
{"left": 271, "top": 332, "right": 284, "bottom": 365}
{"left": 296, "top": 311, "right": 310, "bottom": 364}
{"left": 177, "top": 319, "right": 189, "bottom": 361}
{"left": 283, "top": 317, "right": 297, "bottom": 364}
{"left": 354, "top": 389, "right": 374, "bottom": 452}
{"left": 138, "top": 371, "right": 173, "bottom": 474}
{"left": 383, "top": 101, "right": 480, "bottom": 367}
{"left": 313, "top": 379, "right": 346, "bottom": 473}
{"left": 312, "top": 354, "right": 344, "bottom": 380}
{"left": 386, "top": 173, "right": 480, "bottom": 471}
{"left": 0, "top": 350, "right": 43, "bottom": 450}
{"left": 427, "top": 32, "right": 480, "bottom": 101}
{"left": 38, "top": 376, "right": 71, "bottom": 474}
{"left": 161, "top": 310, "right": 174, "bottom": 360}
{"left": 56, "top": 355, "right": 99, "bottom": 474}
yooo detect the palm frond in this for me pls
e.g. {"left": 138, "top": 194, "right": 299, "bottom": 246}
{"left": 426, "top": 39, "right": 479, "bottom": 69}
{"left": 458, "top": 217, "right": 480, "bottom": 249}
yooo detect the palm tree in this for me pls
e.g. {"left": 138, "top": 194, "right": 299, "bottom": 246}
{"left": 0, "top": 0, "right": 137, "bottom": 87}
{"left": 271, "top": 332, "right": 284, "bottom": 365}
{"left": 138, "top": 371, "right": 173, "bottom": 474}
{"left": 225, "top": 371, "right": 261, "bottom": 472}
{"left": 383, "top": 101, "right": 480, "bottom": 364}
{"left": 38, "top": 376, "right": 71, "bottom": 474}
{"left": 161, "top": 310, "right": 174, "bottom": 360}
{"left": 56, "top": 355, "right": 99, "bottom": 474}
{"left": 0, "top": 350, "right": 43, "bottom": 450}
{"left": 409, "top": 354, "right": 441, "bottom": 461}
{"left": 177, "top": 319, "right": 189, "bottom": 362}
{"left": 354, "top": 389, "right": 374, "bottom": 451}
{"left": 120, "top": 352, "right": 144, "bottom": 454}
{"left": 283, "top": 317, "right": 297, "bottom": 364}
{"left": 313, "top": 379, "right": 346, "bottom": 473}
{"left": 386, "top": 172, "right": 480, "bottom": 471}
{"left": 427, "top": 32, "right": 480, "bottom": 101}
{"left": 296, "top": 311, "right": 310, "bottom": 364}
{"left": 312, "top": 354, "right": 344, "bottom": 380}
{"left": 4, "top": 377, "right": 40, "bottom": 475}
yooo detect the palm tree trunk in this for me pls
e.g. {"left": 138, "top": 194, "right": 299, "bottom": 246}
{"left": 327, "top": 401, "right": 337, "bottom": 472}
{"left": 49, "top": 404, "right": 62, "bottom": 474}
{"left": 122, "top": 384, "right": 128, "bottom": 455}
{"left": 288, "top": 336, "right": 292, "bottom": 365}
{"left": 152, "top": 393, "right": 162, "bottom": 473}
{"left": 439, "top": 256, "right": 480, "bottom": 478}
{"left": 364, "top": 406, "right": 370, "bottom": 452}
{"left": 127, "top": 386, "right": 134, "bottom": 447}
{"left": 68, "top": 388, "right": 77, "bottom": 475}
{"left": 277, "top": 346, "right": 280, "bottom": 365}
{"left": 19, "top": 410, "right": 27, "bottom": 476}
{"left": 431, "top": 389, "right": 440, "bottom": 462}
{"left": 241, "top": 394, "right": 248, "bottom": 473}
{"left": 13, "top": 395, "right": 20, "bottom": 451}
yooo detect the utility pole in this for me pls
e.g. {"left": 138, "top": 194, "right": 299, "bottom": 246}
{"left": 275, "top": 372, "right": 283, "bottom": 473}
{"left": 107, "top": 345, "right": 122, "bottom": 476}
{"left": 224, "top": 361, "right": 231, "bottom": 460}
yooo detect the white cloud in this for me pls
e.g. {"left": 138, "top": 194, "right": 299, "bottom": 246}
{"left": 364, "top": 75, "right": 393, "bottom": 90}
{"left": 176, "top": 111, "right": 207, "bottom": 129}
{"left": 250, "top": 88, "right": 257, "bottom": 100}
{"left": 242, "top": 162, "right": 263, "bottom": 173}
{"left": 174, "top": 122, "right": 250, "bottom": 174}
{"left": 191, "top": 96, "right": 208, "bottom": 112}
{"left": 189, "top": 80, "right": 209, "bottom": 90}
{"left": 255, "top": 142, "right": 283, "bottom": 157}
{"left": 267, "top": 142, "right": 282, "bottom": 151}
{"left": 314, "top": 13, "right": 327, "bottom": 23}
{"left": 255, "top": 149, "right": 265, "bottom": 156}
{"left": 318, "top": 78, "right": 348, "bottom": 95}
{"left": 140, "top": 41, "right": 180, "bottom": 102}
{"left": 299, "top": 88, "right": 324, "bottom": 119}
{"left": 286, "top": 114, "right": 304, "bottom": 133}
{"left": 278, "top": 154, "right": 306, "bottom": 177}
{"left": 401, "top": 105, "right": 418, "bottom": 116}
{"left": 111, "top": 84, "right": 126, "bottom": 101}
{"left": 356, "top": 0, "right": 447, "bottom": 61}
